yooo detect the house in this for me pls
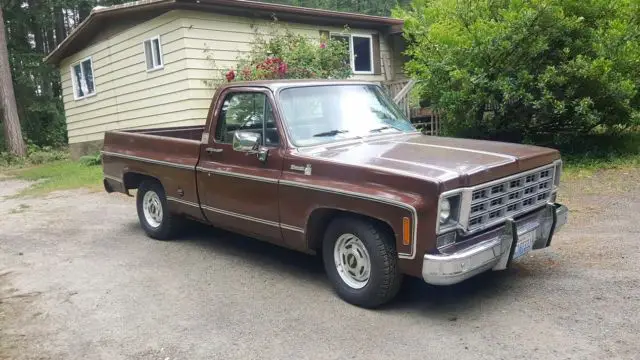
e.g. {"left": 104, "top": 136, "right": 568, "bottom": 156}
{"left": 45, "top": 0, "right": 412, "bottom": 157}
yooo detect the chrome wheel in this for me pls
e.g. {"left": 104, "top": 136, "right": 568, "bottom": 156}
{"left": 333, "top": 233, "right": 371, "bottom": 289}
{"left": 142, "top": 190, "right": 163, "bottom": 228}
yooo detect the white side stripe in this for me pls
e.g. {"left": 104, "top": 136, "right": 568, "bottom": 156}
{"left": 166, "top": 197, "right": 304, "bottom": 233}
{"left": 399, "top": 142, "right": 518, "bottom": 160}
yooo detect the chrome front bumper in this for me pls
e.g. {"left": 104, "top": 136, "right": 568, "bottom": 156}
{"left": 422, "top": 203, "right": 568, "bottom": 285}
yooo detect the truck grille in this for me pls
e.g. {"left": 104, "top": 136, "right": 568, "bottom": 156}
{"left": 466, "top": 165, "right": 556, "bottom": 231}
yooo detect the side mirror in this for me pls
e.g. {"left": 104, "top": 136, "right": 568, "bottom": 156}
{"left": 233, "top": 131, "right": 261, "bottom": 152}
{"left": 232, "top": 131, "right": 269, "bottom": 162}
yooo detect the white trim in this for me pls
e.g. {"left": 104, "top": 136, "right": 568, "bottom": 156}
{"left": 330, "top": 32, "right": 375, "bottom": 75}
{"left": 279, "top": 180, "right": 418, "bottom": 259}
{"left": 281, "top": 224, "right": 305, "bottom": 234}
{"left": 397, "top": 141, "right": 519, "bottom": 161}
{"left": 143, "top": 35, "right": 164, "bottom": 72}
{"left": 166, "top": 196, "right": 199, "bottom": 208}
{"left": 201, "top": 205, "right": 277, "bottom": 228}
{"left": 196, "top": 166, "right": 278, "bottom": 183}
{"left": 351, "top": 34, "right": 375, "bottom": 75}
{"left": 100, "top": 151, "right": 195, "bottom": 170}
{"left": 378, "top": 156, "right": 459, "bottom": 176}
{"left": 70, "top": 56, "right": 97, "bottom": 100}
{"left": 166, "top": 197, "right": 305, "bottom": 233}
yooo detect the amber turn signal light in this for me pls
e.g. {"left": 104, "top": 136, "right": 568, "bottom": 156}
{"left": 402, "top": 217, "right": 411, "bottom": 246}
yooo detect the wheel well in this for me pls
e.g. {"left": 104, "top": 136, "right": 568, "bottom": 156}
{"left": 123, "top": 172, "right": 158, "bottom": 190}
{"left": 306, "top": 208, "right": 396, "bottom": 251}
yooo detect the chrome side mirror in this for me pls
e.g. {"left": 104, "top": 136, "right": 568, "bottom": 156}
{"left": 232, "top": 131, "right": 260, "bottom": 152}
{"left": 232, "top": 131, "right": 269, "bottom": 162}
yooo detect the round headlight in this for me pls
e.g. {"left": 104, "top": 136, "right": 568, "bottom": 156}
{"left": 440, "top": 198, "right": 451, "bottom": 224}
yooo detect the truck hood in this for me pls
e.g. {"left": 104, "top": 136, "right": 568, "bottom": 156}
{"left": 297, "top": 133, "right": 560, "bottom": 189}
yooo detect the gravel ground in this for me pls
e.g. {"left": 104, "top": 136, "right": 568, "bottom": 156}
{"left": 1, "top": 169, "right": 639, "bottom": 360}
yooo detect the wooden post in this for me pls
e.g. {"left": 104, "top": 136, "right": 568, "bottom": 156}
{"left": 0, "top": 6, "right": 26, "bottom": 157}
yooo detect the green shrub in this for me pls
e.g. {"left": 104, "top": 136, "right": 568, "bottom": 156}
{"left": 28, "top": 151, "right": 67, "bottom": 165}
{"left": 78, "top": 153, "right": 102, "bottom": 167}
{"left": 398, "top": 0, "right": 640, "bottom": 151}
{"left": 0, "top": 152, "right": 21, "bottom": 167}
{"left": 213, "top": 20, "right": 352, "bottom": 83}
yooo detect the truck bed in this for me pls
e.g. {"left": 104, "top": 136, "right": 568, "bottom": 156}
{"left": 101, "top": 126, "right": 203, "bottom": 211}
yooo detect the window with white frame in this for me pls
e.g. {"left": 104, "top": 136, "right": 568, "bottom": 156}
{"left": 330, "top": 34, "right": 374, "bottom": 74}
{"left": 71, "top": 57, "right": 96, "bottom": 100}
{"left": 143, "top": 36, "right": 163, "bottom": 71}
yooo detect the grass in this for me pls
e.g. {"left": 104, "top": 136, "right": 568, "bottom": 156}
{"left": 562, "top": 153, "right": 640, "bottom": 180}
{"left": 2, "top": 161, "right": 103, "bottom": 196}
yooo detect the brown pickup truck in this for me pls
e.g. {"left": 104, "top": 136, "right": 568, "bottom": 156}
{"left": 102, "top": 80, "right": 568, "bottom": 308}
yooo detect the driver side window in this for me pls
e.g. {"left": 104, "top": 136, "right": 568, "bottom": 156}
{"left": 214, "top": 92, "right": 279, "bottom": 146}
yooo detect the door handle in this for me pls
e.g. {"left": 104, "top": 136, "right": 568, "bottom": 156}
{"left": 206, "top": 147, "right": 223, "bottom": 154}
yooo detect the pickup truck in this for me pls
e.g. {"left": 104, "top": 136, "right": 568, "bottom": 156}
{"left": 102, "top": 80, "right": 569, "bottom": 308}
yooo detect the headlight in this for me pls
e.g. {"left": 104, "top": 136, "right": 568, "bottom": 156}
{"left": 437, "top": 194, "right": 461, "bottom": 232}
{"left": 439, "top": 199, "right": 451, "bottom": 224}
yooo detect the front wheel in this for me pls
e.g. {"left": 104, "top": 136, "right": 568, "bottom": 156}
{"left": 136, "top": 180, "right": 180, "bottom": 240}
{"left": 322, "top": 217, "right": 403, "bottom": 308}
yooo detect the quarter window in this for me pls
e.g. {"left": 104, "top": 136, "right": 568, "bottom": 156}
{"left": 330, "top": 34, "right": 374, "bottom": 74}
{"left": 215, "top": 92, "right": 280, "bottom": 146}
{"left": 143, "top": 36, "right": 163, "bottom": 71}
{"left": 71, "top": 57, "right": 95, "bottom": 100}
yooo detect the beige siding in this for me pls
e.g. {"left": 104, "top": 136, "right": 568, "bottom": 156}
{"left": 60, "top": 11, "right": 192, "bottom": 144}
{"left": 59, "top": 9, "right": 408, "bottom": 145}
{"left": 178, "top": 9, "right": 396, "bottom": 105}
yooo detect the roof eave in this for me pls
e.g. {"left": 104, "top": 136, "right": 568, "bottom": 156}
{"left": 44, "top": 0, "right": 404, "bottom": 66}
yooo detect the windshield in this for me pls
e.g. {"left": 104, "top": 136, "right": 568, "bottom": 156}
{"left": 279, "top": 85, "right": 416, "bottom": 147}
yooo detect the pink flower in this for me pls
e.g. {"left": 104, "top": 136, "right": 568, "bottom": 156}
{"left": 225, "top": 70, "right": 235, "bottom": 82}
{"left": 278, "top": 62, "right": 288, "bottom": 74}
{"left": 320, "top": 43, "right": 326, "bottom": 49}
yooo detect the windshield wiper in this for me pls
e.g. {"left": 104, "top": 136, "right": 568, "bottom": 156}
{"left": 313, "top": 130, "right": 349, "bottom": 137}
{"left": 369, "top": 126, "right": 401, "bottom": 133}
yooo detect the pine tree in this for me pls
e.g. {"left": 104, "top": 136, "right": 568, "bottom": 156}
{"left": 0, "top": 6, "right": 26, "bottom": 157}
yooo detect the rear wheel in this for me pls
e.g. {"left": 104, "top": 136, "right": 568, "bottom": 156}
{"left": 136, "top": 180, "right": 180, "bottom": 240}
{"left": 322, "top": 216, "right": 403, "bottom": 308}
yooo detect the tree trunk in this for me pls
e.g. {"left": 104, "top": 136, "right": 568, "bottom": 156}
{"left": 0, "top": 7, "right": 27, "bottom": 157}
{"left": 54, "top": 6, "right": 66, "bottom": 44}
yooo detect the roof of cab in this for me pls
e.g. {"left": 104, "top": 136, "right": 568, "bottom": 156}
{"left": 217, "top": 79, "right": 378, "bottom": 92}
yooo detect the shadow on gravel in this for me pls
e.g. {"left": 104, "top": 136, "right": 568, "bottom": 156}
{"left": 125, "top": 219, "right": 529, "bottom": 316}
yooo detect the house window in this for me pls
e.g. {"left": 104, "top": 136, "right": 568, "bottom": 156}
{"left": 71, "top": 57, "right": 96, "bottom": 100}
{"left": 330, "top": 34, "right": 374, "bottom": 74}
{"left": 143, "top": 36, "right": 163, "bottom": 71}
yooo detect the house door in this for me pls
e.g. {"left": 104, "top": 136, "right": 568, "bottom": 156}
{"left": 196, "top": 88, "right": 285, "bottom": 244}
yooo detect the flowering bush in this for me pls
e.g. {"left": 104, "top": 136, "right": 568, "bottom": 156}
{"left": 221, "top": 21, "right": 352, "bottom": 82}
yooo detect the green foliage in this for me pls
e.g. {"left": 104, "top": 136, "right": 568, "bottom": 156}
{"left": 79, "top": 152, "right": 102, "bottom": 166}
{"left": 398, "top": 0, "right": 640, "bottom": 151}
{"left": 216, "top": 20, "right": 352, "bottom": 83}
{"left": 0, "top": 143, "right": 69, "bottom": 168}
{"left": 4, "top": 0, "right": 404, "bottom": 153}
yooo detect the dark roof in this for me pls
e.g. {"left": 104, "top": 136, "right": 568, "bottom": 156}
{"left": 219, "top": 79, "right": 376, "bottom": 91}
{"left": 45, "top": 0, "right": 404, "bottom": 65}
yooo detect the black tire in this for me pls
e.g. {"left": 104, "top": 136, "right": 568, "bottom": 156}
{"left": 136, "top": 180, "right": 180, "bottom": 240}
{"left": 322, "top": 216, "right": 403, "bottom": 308}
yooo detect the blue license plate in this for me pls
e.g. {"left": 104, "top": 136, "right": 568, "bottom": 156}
{"left": 513, "top": 231, "right": 535, "bottom": 260}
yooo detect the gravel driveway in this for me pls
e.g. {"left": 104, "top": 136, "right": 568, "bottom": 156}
{"left": 1, "top": 169, "right": 639, "bottom": 360}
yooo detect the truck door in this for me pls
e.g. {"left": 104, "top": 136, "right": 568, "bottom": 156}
{"left": 196, "top": 87, "right": 285, "bottom": 244}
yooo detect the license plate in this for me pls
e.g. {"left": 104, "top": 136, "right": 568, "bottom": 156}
{"left": 513, "top": 231, "right": 535, "bottom": 260}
